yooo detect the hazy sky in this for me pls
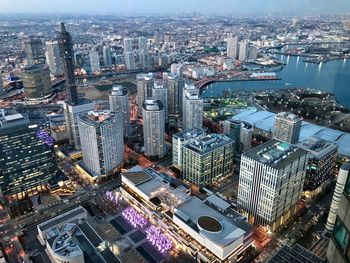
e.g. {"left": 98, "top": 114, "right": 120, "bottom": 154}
{"left": 1, "top": 0, "right": 350, "bottom": 15}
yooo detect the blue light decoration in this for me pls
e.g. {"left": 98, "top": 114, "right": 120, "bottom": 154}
{"left": 36, "top": 129, "right": 54, "bottom": 146}
{"left": 145, "top": 225, "right": 173, "bottom": 254}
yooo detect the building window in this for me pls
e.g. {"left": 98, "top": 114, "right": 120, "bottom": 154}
{"left": 333, "top": 217, "right": 350, "bottom": 253}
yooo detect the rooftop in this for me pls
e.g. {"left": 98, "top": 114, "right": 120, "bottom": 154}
{"left": 232, "top": 109, "right": 350, "bottom": 157}
{"left": 298, "top": 136, "right": 338, "bottom": 159}
{"left": 185, "top": 133, "right": 233, "bottom": 154}
{"left": 173, "top": 128, "right": 205, "bottom": 141}
{"left": 174, "top": 197, "right": 246, "bottom": 247}
{"left": 79, "top": 110, "right": 115, "bottom": 126}
{"left": 110, "top": 85, "right": 128, "bottom": 96}
{"left": 276, "top": 112, "right": 301, "bottom": 123}
{"left": 244, "top": 139, "right": 308, "bottom": 168}
{"left": 267, "top": 244, "right": 325, "bottom": 263}
{"left": 37, "top": 206, "right": 87, "bottom": 232}
{"left": 143, "top": 99, "right": 164, "bottom": 111}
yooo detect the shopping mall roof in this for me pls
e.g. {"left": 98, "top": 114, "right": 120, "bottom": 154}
{"left": 232, "top": 109, "right": 350, "bottom": 156}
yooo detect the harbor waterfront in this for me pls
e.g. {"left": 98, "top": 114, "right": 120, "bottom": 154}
{"left": 202, "top": 55, "right": 350, "bottom": 108}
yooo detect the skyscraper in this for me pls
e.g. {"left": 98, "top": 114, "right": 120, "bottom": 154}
{"left": 138, "top": 36, "right": 148, "bottom": 68}
{"left": 21, "top": 64, "right": 53, "bottom": 100}
{"left": 183, "top": 94, "right": 203, "bottom": 131}
{"left": 237, "top": 139, "right": 308, "bottom": 231}
{"left": 326, "top": 164, "right": 350, "bottom": 263}
{"left": 124, "top": 52, "right": 136, "bottom": 70}
{"left": 227, "top": 36, "right": 239, "bottom": 59}
{"left": 45, "top": 41, "right": 63, "bottom": 77}
{"left": 89, "top": 50, "right": 100, "bottom": 74}
{"left": 326, "top": 162, "right": 350, "bottom": 232}
{"left": 136, "top": 73, "right": 154, "bottom": 117}
{"left": 238, "top": 40, "right": 249, "bottom": 62}
{"left": 224, "top": 120, "right": 253, "bottom": 153}
{"left": 109, "top": 85, "right": 131, "bottom": 137}
{"left": 248, "top": 46, "right": 258, "bottom": 60}
{"left": 0, "top": 110, "right": 58, "bottom": 198}
{"left": 182, "top": 84, "right": 200, "bottom": 120}
{"left": 182, "top": 133, "right": 234, "bottom": 187}
{"left": 123, "top": 37, "right": 133, "bottom": 52}
{"left": 273, "top": 112, "right": 302, "bottom": 144}
{"left": 142, "top": 99, "right": 165, "bottom": 159}
{"left": 63, "top": 101, "right": 96, "bottom": 148}
{"left": 58, "top": 22, "right": 95, "bottom": 149}
{"left": 25, "top": 37, "right": 46, "bottom": 65}
{"left": 124, "top": 38, "right": 136, "bottom": 70}
{"left": 152, "top": 83, "right": 168, "bottom": 123}
{"left": 167, "top": 73, "right": 184, "bottom": 116}
{"left": 102, "top": 45, "right": 112, "bottom": 67}
{"left": 58, "top": 22, "right": 78, "bottom": 105}
{"left": 78, "top": 110, "right": 124, "bottom": 179}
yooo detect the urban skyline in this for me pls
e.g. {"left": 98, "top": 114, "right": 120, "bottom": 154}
{"left": 1, "top": 0, "right": 350, "bottom": 15}
{"left": 0, "top": 2, "right": 349, "bottom": 263}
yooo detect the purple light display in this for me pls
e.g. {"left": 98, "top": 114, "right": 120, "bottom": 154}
{"left": 122, "top": 207, "right": 148, "bottom": 228}
{"left": 145, "top": 225, "right": 173, "bottom": 254}
{"left": 105, "top": 191, "right": 118, "bottom": 205}
{"left": 36, "top": 130, "right": 54, "bottom": 146}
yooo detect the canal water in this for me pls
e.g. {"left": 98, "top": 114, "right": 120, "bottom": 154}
{"left": 202, "top": 55, "right": 350, "bottom": 108}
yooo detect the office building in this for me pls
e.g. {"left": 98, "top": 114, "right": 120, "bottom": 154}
{"left": 224, "top": 119, "right": 253, "bottom": 153}
{"left": 238, "top": 40, "right": 249, "bottom": 61}
{"left": 172, "top": 128, "right": 205, "bottom": 170}
{"left": 152, "top": 83, "right": 168, "bottom": 123}
{"left": 142, "top": 99, "right": 165, "bottom": 159}
{"left": 237, "top": 139, "right": 308, "bottom": 231}
{"left": 45, "top": 41, "right": 63, "bottom": 77}
{"left": 63, "top": 100, "right": 96, "bottom": 149}
{"left": 167, "top": 73, "right": 184, "bottom": 116}
{"left": 0, "top": 110, "right": 58, "bottom": 198}
{"left": 58, "top": 22, "right": 78, "bottom": 105}
{"left": 136, "top": 73, "right": 154, "bottom": 117}
{"left": 273, "top": 112, "right": 302, "bottom": 144}
{"left": 326, "top": 164, "right": 350, "bottom": 263}
{"left": 25, "top": 37, "right": 46, "bottom": 65}
{"left": 89, "top": 50, "right": 100, "bottom": 74}
{"left": 78, "top": 110, "right": 124, "bottom": 179}
{"left": 109, "top": 85, "right": 131, "bottom": 137}
{"left": 182, "top": 134, "right": 234, "bottom": 187}
{"left": 183, "top": 94, "right": 203, "bottom": 131}
{"left": 21, "top": 64, "right": 53, "bottom": 100}
{"left": 102, "top": 45, "right": 112, "bottom": 67}
{"left": 298, "top": 136, "right": 338, "bottom": 191}
{"left": 326, "top": 162, "right": 350, "bottom": 232}
{"left": 227, "top": 36, "right": 239, "bottom": 59}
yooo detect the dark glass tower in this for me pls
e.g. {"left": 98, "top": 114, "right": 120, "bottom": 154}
{"left": 58, "top": 22, "right": 78, "bottom": 105}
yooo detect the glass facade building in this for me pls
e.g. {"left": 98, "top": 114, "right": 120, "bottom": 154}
{"left": 0, "top": 111, "right": 57, "bottom": 198}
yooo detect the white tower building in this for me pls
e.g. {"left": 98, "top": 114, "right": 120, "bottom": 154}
{"left": 78, "top": 110, "right": 124, "bottom": 178}
{"left": 109, "top": 85, "right": 131, "bottom": 137}
{"left": 142, "top": 99, "right": 165, "bottom": 159}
